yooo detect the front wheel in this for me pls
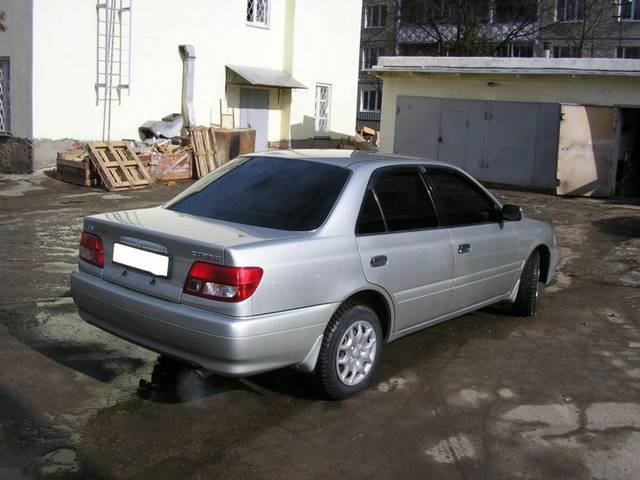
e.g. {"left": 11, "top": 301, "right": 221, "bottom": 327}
{"left": 315, "top": 303, "right": 382, "bottom": 400}
{"left": 511, "top": 250, "right": 541, "bottom": 317}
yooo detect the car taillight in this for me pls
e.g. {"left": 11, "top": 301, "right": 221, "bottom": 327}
{"left": 79, "top": 231, "right": 104, "bottom": 268}
{"left": 183, "top": 262, "right": 263, "bottom": 303}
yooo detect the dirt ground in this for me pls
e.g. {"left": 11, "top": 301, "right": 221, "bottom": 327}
{"left": 1, "top": 172, "right": 640, "bottom": 479}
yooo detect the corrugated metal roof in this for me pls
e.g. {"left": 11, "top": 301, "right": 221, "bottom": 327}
{"left": 371, "top": 57, "right": 640, "bottom": 77}
{"left": 226, "top": 65, "right": 306, "bottom": 89}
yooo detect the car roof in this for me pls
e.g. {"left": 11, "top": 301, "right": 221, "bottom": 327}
{"left": 248, "top": 149, "right": 456, "bottom": 171}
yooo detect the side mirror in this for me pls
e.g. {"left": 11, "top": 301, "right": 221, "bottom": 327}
{"left": 501, "top": 204, "right": 522, "bottom": 222}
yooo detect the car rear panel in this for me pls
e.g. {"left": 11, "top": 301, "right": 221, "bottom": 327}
{"left": 82, "top": 207, "right": 299, "bottom": 311}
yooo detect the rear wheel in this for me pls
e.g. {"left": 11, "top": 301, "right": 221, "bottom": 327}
{"left": 315, "top": 303, "right": 382, "bottom": 400}
{"left": 511, "top": 250, "right": 541, "bottom": 317}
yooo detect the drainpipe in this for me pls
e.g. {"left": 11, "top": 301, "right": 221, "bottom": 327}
{"left": 179, "top": 44, "right": 196, "bottom": 137}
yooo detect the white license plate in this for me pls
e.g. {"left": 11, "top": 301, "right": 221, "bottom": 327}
{"left": 112, "top": 243, "right": 170, "bottom": 277}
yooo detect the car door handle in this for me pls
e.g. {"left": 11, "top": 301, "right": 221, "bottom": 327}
{"left": 457, "top": 244, "right": 471, "bottom": 254}
{"left": 370, "top": 255, "right": 388, "bottom": 268}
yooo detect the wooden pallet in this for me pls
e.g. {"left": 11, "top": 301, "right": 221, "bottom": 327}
{"left": 87, "top": 142, "right": 153, "bottom": 191}
{"left": 190, "top": 126, "right": 219, "bottom": 178}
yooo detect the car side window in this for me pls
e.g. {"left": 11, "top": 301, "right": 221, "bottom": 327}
{"left": 364, "top": 168, "right": 439, "bottom": 233}
{"left": 356, "top": 189, "right": 386, "bottom": 235}
{"left": 426, "top": 167, "right": 498, "bottom": 227}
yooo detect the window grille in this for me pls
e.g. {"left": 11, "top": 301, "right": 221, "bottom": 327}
{"left": 96, "top": 0, "right": 132, "bottom": 105}
{"left": 315, "top": 84, "right": 331, "bottom": 137}
{"left": 247, "top": 0, "right": 269, "bottom": 27}
{"left": 0, "top": 57, "right": 9, "bottom": 134}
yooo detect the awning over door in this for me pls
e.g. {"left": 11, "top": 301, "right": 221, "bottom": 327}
{"left": 226, "top": 65, "right": 306, "bottom": 89}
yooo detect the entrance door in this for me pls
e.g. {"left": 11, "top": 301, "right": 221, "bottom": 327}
{"left": 239, "top": 88, "right": 269, "bottom": 152}
{"left": 556, "top": 105, "right": 617, "bottom": 197}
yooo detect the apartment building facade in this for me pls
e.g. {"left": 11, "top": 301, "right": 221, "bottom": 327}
{"left": 357, "top": 0, "right": 640, "bottom": 129}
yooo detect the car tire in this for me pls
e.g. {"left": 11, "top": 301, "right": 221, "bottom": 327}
{"left": 315, "top": 302, "right": 383, "bottom": 400}
{"left": 511, "top": 250, "right": 541, "bottom": 317}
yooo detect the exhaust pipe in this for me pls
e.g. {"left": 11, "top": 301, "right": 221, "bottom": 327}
{"left": 179, "top": 44, "right": 196, "bottom": 137}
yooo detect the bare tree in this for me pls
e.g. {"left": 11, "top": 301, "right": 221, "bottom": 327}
{"left": 544, "top": 0, "right": 618, "bottom": 57}
{"left": 399, "top": 0, "right": 559, "bottom": 56}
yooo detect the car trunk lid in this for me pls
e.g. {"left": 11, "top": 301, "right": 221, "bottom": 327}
{"left": 84, "top": 207, "right": 295, "bottom": 304}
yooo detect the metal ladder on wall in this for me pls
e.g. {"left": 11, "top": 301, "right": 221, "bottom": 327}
{"left": 96, "top": 0, "right": 132, "bottom": 141}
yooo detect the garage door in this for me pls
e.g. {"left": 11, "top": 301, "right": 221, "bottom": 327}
{"left": 393, "top": 96, "right": 441, "bottom": 158}
{"left": 556, "top": 105, "right": 617, "bottom": 197}
{"left": 394, "top": 96, "right": 560, "bottom": 188}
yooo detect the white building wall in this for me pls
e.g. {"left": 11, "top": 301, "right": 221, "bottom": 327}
{"left": 28, "top": 0, "right": 361, "bottom": 143}
{"left": 32, "top": 0, "right": 289, "bottom": 141}
{"left": 287, "top": 0, "right": 362, "bottom": 140}
{"left": 0, "top": 0, "right": 33, "bottom": 138}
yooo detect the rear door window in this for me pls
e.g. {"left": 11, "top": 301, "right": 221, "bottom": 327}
{"left": 426, "top": 167, "right": 499, "bottom": 227}
{"left": 359, "top": 168, "right": 439, "bottom": 233}
{"left": 167, "top": 157, "right": 350, "bottom": 231}
{"left": 356, "top": 189, "right": 386, "bottom": 235}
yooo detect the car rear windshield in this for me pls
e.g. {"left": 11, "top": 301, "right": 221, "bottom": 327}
{"left": 166, "top": 156, "right": 350, "bottom": 231}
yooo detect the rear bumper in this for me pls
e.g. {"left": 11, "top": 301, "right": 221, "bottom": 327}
{"left": 70, "top": 270, "right": 334, "bottom": 376}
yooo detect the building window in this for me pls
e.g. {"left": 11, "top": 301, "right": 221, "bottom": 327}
{"left": 315, "top": 84, "right": 331, "bottom": 137}
{"left": 247, "top": 0, "right": 269, "bottom": 28}
{"left": 361, "top": 88, "right": 382, "bottom": 112}
{"left": 361, "top": 47, "right": 385, "bottom": 70}
{"left": 617, "top": 46, "right": 640, "bottom": 58}
{"left": 494, "top": 0, "right": 536, "bottom": 23}
{"left": 0, "top": 57, "right": 9, "bottom": 135}
{"left": 365, "top": 4, "right": 388, "bottom": 28}
{"left": 495, "top": 42, "right": 534, "bottom": 57}
{"left": 553, "top": 45, "right": 579, "bottom": 57}
{"left": 620, "top": 0, "right": 640, "bottom": 21}
{"left": 556, "top": 0, "right": 585, "bottom": 22}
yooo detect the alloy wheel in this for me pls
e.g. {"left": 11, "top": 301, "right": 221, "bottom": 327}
{"left": 335, "top": 320, "right": 377, "bottom": 386}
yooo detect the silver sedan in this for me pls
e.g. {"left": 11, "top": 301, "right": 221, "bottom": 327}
{"left": 71, "top": 151, "right": 559, "bottom": 399}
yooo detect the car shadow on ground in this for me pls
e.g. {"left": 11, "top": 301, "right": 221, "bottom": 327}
{"left": 135, "top": 355, "right": 327, "bottom": 403}
{"left": 4, "top": 291, "right": 527, "bottom": 406}
{"left": 592, "top": 215, "right": 640, "bottom": 239}
{"left": 135, "top": 304, "right": 524, "bottom": 404}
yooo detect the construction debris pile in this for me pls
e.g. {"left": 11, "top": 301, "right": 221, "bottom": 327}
{"left": 355, "top": 126, "right": 380, "bottom": 148}
{"left": 55, "top": 125, "right": 252, "bottom": 192}
{"left": 55, "top": 44, "right": 257, "bottom": 192}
